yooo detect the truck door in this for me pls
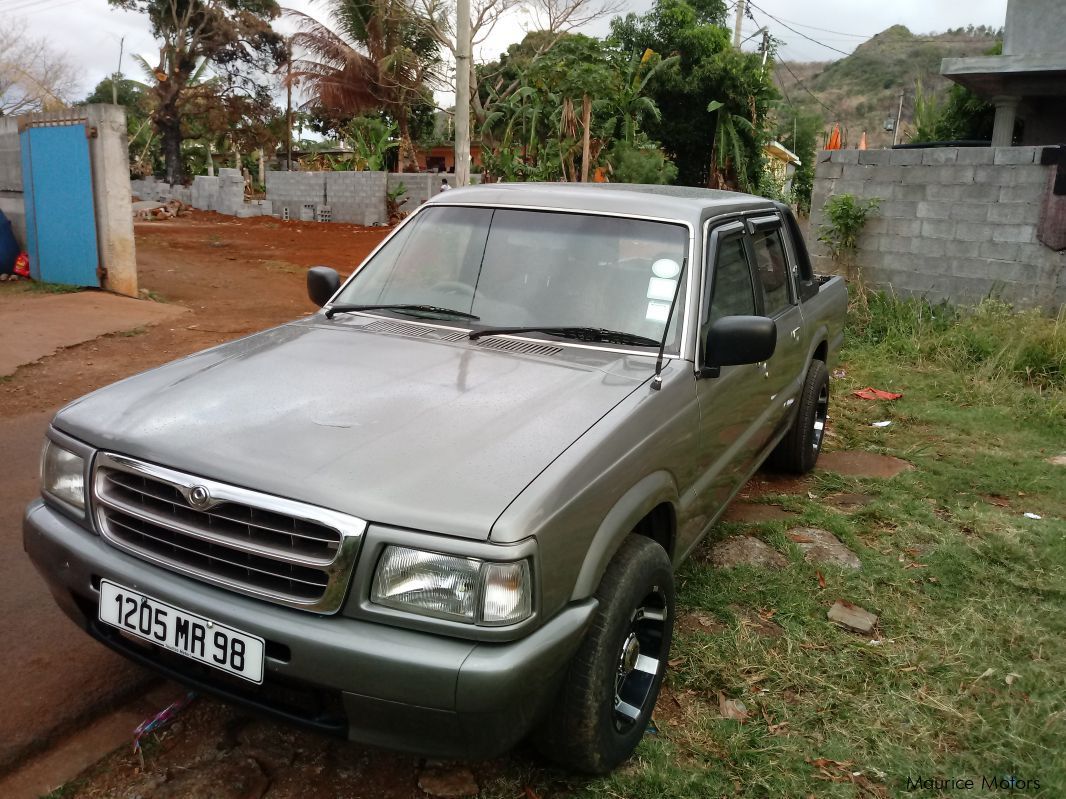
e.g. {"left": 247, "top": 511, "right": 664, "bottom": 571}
{"left": 748, "top": 214, "right": 805, "bottom": 437}
{"left": 692, "top": 221, "right": 767, "bottom": 512}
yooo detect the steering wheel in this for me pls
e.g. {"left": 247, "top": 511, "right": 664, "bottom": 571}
{"left": 431, "top": 280, "right": 476, "bottom": 299}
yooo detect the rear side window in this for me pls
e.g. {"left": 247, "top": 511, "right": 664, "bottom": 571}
{"left": 750, "top": 226, "right": 792, "bottom": 316}
{"left": 709, "top": 234, "right": 756, "bottom": 322}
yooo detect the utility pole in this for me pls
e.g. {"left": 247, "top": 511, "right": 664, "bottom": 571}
{"left": 760, "top": 29, "right": 770, "bottom": 66}
{"left": 286, "top": 39, "right": 294, "bottom": 172}
{"left": 733, "top": 0, "right": 746, "bottom": 48}
{"left": 454, "top": 0, "right": 472, "bottom": 186}
{"left": 892, "top": 89, "right": 904, "bottom": 146}
{"left": 113, "top": 36, "right": 124, "bottom": 105}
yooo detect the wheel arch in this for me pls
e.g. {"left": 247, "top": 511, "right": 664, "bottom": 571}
{"left": 571, "top": 472, "right": 679, "bottom": 601}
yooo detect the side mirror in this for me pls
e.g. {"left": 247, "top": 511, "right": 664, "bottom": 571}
{"left": 307, "top": 266, "right": 340, "bottom": 308}
{"left": 704, "top": 315, "right": 777, "bottom": 371}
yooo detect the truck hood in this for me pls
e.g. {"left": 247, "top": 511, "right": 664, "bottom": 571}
{"left": 54, "top": 318, "right": 651, "bottom": 539}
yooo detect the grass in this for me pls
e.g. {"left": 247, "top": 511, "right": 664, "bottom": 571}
{"left": 0, "top": 280, "right": 83, "bottom": 295}
{"left": 43, "top": 293, "right": 1066, "bottom": 798}
{"left": 482, "top": 293, "right": 1066, "bottom": 797}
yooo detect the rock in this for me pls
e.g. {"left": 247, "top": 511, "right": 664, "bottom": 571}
{"left": 148, "top": 755, "right": 269, "bottom": 799}
{"left": 817, "top": 451, "right": 913, "bottom": 479}
{"left": 1048, "top": 454, "right": 1066, "bottom": 466}
{"left": 418, "top": 764, "right": 479, "bottom": 798}
{"left": 724, "top": 502, "right": 799, "bottom": 522}
{"left": 709, "top": 536, "right": 787, "bottom": 569}
{"left": 827, "top": 600, "right": 878, "bottom": 634}
{"left": 788, "top": 527, "right": 862, "bottom": 569}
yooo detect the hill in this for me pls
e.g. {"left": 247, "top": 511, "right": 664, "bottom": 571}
{"left": 775, "top": 25, "right": 1001, "bottom": 149}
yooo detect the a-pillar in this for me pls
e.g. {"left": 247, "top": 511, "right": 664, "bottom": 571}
{"left": 991, "top": 95, "right": 1019, "bottom": 148}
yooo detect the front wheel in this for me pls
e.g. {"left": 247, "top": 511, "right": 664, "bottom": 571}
{"left": 533, "top": 536, "right": 675, "bottom": 774}
{"left": 768, "top": 359, "right": 830, "bottom": 474}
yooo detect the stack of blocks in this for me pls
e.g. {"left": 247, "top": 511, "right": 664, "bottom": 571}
{"left": 215, "top": 168, "right": 246, "bottom": 216}
{"left": 190, "top": 176, "right": 219, "bottom": 211}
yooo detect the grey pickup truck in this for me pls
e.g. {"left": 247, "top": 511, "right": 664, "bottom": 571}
{"left": 25, "top": 183, "right": 846, "bottom": 773}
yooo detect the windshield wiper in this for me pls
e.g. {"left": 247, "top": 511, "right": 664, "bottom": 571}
{"left": 468, "top": 326, "right": 660, "bottom": 348}
{"left": 325, "top": 304, "right": 480, "bottom": 321}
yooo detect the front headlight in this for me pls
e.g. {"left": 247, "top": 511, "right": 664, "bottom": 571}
{"left": 41, "top": 439, "right": 86, "bottom": 510}
{"left": 371, "top": 546, "right": 533, "bottom": 625}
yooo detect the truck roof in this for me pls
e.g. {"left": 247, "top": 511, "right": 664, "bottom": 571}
{"left": 428, "top": 182, "right": 775, "bottom": 226}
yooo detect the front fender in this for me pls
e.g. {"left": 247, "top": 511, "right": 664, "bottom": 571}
{"left": 571, "top": 470, "right": 679, "bottom": 600}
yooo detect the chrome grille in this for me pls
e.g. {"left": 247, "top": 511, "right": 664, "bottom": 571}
{"left": 92, "top": 453, "right": 365, "bottom": 613}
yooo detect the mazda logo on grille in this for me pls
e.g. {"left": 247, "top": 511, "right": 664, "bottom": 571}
{"left": 188, "top": 486, "right": 211, "bottom": 508}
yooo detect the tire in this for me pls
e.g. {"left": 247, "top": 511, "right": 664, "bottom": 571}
{"left": 533, "top": 536, "right": 675, "bottom": 774}
{"left": 768, "top": 359, "right": 830, "bottom": 474}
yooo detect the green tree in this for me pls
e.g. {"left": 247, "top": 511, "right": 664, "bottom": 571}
{"left": 83, "top": 78, "right": 157, "bottom": 174}
{"left": 108, "top": 0, "right": 284, "bottom": 184}
{"left": 775, "top": 106, "right": 821, "bottom": 213}
{"left": 608, "top": 0, "right": 776, "bottom": 188}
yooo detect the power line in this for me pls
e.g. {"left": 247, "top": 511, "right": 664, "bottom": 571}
{"left": 777, "top": 58, "right": 837, "bottom": 119}
{"left": 762, "top": 14, "right": 873, "bottom": 39}
{"left": 746, "top": 1, "right": 853, "bottom": 56}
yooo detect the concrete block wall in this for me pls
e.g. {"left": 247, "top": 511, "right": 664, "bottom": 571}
{"left": 191, "top": 176, "right": 219, "bottom": 211}
{"left": 215, "top": 168, "right": 245, "bottom": 216}
{"left": 809, "top": 146, "right": 1065, "bottom": 310}
{"left": 266, "top": 171, "right": 327, "bottom": 222}
{"left": 0, "top": 117, "right": 25, "bottom": 246}
{"left": 324, "top": 171, "right": 387, "bottom": 225}
{"left": 388, "top": 173, "right": 443, "bottom": 214}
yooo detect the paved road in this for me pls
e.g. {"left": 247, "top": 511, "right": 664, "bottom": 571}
{"left": 0, "top": 412, "right": 151, "bottom": 773}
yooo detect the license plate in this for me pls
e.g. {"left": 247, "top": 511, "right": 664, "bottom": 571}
{"left": 99, "top": 580, "right": 265, "bottom": 684}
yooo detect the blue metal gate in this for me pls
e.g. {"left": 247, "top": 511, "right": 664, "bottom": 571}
{"left": 20, "top": 117, "right": 100, "bottom": 287}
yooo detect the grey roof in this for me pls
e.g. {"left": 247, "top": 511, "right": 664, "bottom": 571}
{"left": 428, "top": 181, "right": 773, "bottom": 224}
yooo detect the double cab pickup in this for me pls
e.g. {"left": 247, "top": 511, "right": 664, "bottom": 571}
{"left": 25, "top": 183, "right": 846, "bottom": 772}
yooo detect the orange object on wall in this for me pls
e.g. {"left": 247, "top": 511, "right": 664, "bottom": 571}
{"left": 825, "top": 123, "right": 842, "bottom": 150}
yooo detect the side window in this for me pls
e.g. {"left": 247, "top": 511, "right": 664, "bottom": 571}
{"left": 707, "top": 234, "right": 756, "bottom": 325}
{"left": 750, "top": 225, "right": 792, "bottom": 316}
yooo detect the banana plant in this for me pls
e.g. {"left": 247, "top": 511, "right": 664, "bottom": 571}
{"left": 613, "top": 49, "right": 678, "bottom": 145}
{"left": 707, "top": 99, "right": 756, "bottom": 191}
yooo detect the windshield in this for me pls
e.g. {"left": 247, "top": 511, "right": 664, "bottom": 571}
{"left": 333, "top": 206, "right": 689, "bottom": 349}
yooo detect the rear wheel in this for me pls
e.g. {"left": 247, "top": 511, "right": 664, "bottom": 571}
{"left": 533, "top": 536, "right": 674, "bottom": 774}
{"left": 768, "top": 359, "right": 830, "bottom": 474}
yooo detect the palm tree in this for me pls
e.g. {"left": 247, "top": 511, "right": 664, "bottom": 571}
{"left": 288, "top": 0, "right": 441, "bottom": 171}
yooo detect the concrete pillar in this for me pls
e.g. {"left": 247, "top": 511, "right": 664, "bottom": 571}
{"left": 991, "top": 96, "right": 1019, "bottom": 148}
{"left": 86, "top": 104, "right": 138, "bottom": 297}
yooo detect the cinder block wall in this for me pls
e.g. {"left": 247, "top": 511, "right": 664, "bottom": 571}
{"left": 809, "top": 146, "right": 1065, "bottom": 310}
{"left": 266, "top": 171, "right": 327, "bottom": 221}
{"left": 325, "top": 172, "right": 386, "bottom": 225}
{"left": 0, "top": 117, "right": 26, "bottom": 246}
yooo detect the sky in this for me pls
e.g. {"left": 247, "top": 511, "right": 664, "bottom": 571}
{"left": 10, "top": 0, "right": 1009, "bottom": 104}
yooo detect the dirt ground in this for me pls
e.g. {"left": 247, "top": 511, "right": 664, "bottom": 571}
{"left": 0, "top": 212, "right": 387, "bottom": 419}
{"left": 0, "top": 213, "right": 389, "bottom": 785}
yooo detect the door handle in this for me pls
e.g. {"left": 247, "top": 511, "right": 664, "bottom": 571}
{"left": 790, "top": 327, "right": 800, "bottom": 341}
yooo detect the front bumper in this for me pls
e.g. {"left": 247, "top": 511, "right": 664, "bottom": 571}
{"left": 23, "top": 500, "right": 596, "bottom": 758}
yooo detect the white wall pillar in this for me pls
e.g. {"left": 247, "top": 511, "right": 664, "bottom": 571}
{"left": 991, "top": 96, "right": 1019, "bottom": 148}
{"left": 86, "top": 104, "right": 138, "bottom": 297}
